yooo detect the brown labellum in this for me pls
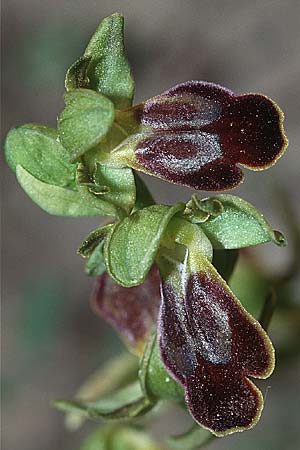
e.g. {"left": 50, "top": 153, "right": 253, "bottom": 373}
{"left": 159, "top": 268, "right": 275, "bottom": 435}
{"left": 131, "top": 81, "right": 287, "bottom": 190}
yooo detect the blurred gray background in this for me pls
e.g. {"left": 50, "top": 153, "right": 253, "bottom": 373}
{"left": 2, "top": 1, "right": 300, "bottom": 449}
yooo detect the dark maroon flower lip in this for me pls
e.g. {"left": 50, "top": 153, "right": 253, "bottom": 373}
{"left": 119, "top": 81, "right": 288, "bottom": 191}
{"left": 158, "top": 266, "right": 275, "bottom": 436}
{"left": 92, "top": 267, "right": 161, "bottom": 356}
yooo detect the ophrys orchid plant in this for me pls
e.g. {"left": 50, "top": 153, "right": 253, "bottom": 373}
{"left": 5, "top": 13, "right": 288, "bottom": 450}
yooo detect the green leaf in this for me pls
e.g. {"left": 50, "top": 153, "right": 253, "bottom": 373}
{"left": 104, "top": 203, "right": 185, "bottom": 287}
{"left": 140, "top": 333, "right": 184, "bottom": 403}
{"left": 167, "top": 424, "right": 214, "bottom": 450}
{"left": 54, "top": 382, "right": 151, "bottom": 420}
{"left": 200, "top": 195, "right": 286, "bottom": 249}
{"left": 5, "top": 124, "right": 75, "bottom": 187}
{"left": 58, "top": 89, "right": 114, "bottom": 162}
{"left": 84, "top": 13, "right": 134, "bottom": 109}
{"left": 16, "top": 165, "right": 105, "bottom": 217}
{"left": 85, "top": 241, "right": 106, "bottom": 277}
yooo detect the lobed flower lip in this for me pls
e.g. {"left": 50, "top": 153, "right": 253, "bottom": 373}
{"left": 158, "top": 264, "right": 275, "bottom": 436}
{"left": 125, "top": 81, "right": 288, "bottom": 191}
{"left": 92, "top": 267, "right": 161, "bottom": 356}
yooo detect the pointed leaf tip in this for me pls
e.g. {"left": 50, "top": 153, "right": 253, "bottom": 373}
{"left": 200, "top": 195, "right": 286, "bottom": 249}
{"left": 66, "top": 13, "right": 134, "bottom": 108}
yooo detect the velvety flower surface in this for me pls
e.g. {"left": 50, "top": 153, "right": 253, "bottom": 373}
{"left": 116, "top": 81, "right": 287, "bottom": 190}
{"left": 92, "top": 267, "right": 161, "bottom": 356}
{"left": 158, "top": 254, "right": 275, "bottom": 435}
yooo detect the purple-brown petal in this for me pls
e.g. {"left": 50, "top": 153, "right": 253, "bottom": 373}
{"left": 92, "top": 266, "right": 161, "bottom": 356}
{"left": 141, "top": 81, "right": 233, "bottom": 131}
{"left": 159, "top": 271, "right": 274, "bottom": 435}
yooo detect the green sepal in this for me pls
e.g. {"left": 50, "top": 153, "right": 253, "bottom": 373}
{"left": 76, "top": 163, "right": 136, "bottom": 218}
{"left": 84, "top": 13, "right": 134, "bottom": 109}
{"left": 133, "top": 173, "right": 155, "bottom": 211}
{"left": 104, "top": 203, "right": 185, "bottom": 287}
{"left": 166, "top": 424, "right": 214, "bottom": 450}
{"left": 16, "top": 165, "right": 106, "bottom": 217}
{"left": 140, "top": 333, "right": 184, "bottom": 403}
{"left": 58, "top": 89, "right": 114, "bottom": 162}
{"left": 65, "top": 14, "right": 134, "bottom": 109}
{"left": 53, "top": 381, "right": 152, "bottom": 420}
{"left": 78, "top": 224, "right": 113, "bottom": 258}
{"left": 200, "top": 194, "right": 286, "bottom": 249}
{"left": 5, "top": 124, "right": 75, "bottom": 187}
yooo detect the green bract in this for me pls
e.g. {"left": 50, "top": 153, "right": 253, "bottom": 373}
{"left": 58, "top": 89, "right": 115, "bottom": 161}
{"left": 16, "top": 165, "right": 106, "bottom": 217}
{"left": 54, "top": 381, "right": 151, "bottom": 420}
{"left": 66, "top": 13, "right": 134, "bottom": 109}
{"left": 5, "top": 124, "right": 75, "bottom": 187}
{"left": 199, "top": 195, "right": 286, "bottom": 249}
{"left": 64, "top": 353, "right": 139, "bottom": 431}
{"left": 104, "top": 203, "right": 185, "bottom": 287}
